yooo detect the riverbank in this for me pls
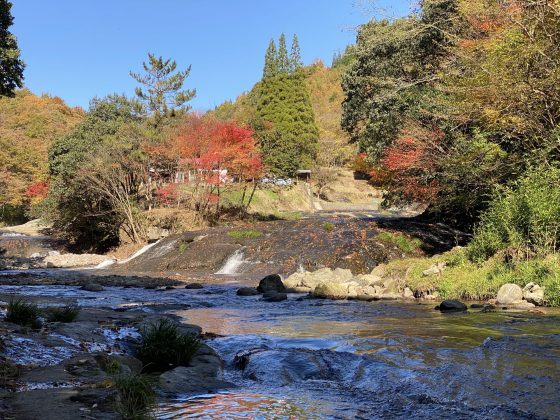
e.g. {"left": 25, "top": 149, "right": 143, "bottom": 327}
{"left": 0, "top": 288, "right": 230, "bottom": 419}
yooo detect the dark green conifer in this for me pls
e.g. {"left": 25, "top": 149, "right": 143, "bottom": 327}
{"left": 290, "top": 34, "right": 303, "bottom": 72}
{"left": 277, "top": 33, "right": 290, "bottom": 75}
{"left": 0, "top": 0, "right": 25, "bottom": 97}
{"left": 263, "top": 39, "right": 279, "bottom": 79}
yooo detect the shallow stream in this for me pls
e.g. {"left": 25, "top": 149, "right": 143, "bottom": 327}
{"left": 1, "top": 283, "right": 559, "bottom": 419}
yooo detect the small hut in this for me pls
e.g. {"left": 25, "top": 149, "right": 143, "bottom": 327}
{"left": 296, "top": 169, "right": 312, "bottom": 183}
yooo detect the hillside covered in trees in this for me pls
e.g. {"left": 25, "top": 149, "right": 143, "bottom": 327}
{"left": 0, "top": 90, "right": 83, "bottom": 223}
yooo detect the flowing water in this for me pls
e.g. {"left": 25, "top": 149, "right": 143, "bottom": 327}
{"left": 2, "top": 283, "right": 559, "bottom": 419}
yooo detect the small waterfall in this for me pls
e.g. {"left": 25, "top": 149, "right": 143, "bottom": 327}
{"left": 216, "top": 248, "right": 247, "bottom": 275}
{"left": 118, "top": 240, "right": 161, "bottom": 264}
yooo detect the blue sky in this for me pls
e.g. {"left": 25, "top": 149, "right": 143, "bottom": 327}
{"left": 11, "top": 0, "right": 410, "bottom": 111}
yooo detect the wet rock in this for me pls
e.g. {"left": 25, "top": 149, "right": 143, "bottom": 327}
{"left": 80, "top": 283, "right": 105, "bottom": 292}
{"left": 165, "top": 286, "right": 175, "bottom": 290}
{"left": 236, "top": 287, "right": 260, "bottom": 296}
{"left": 262, "top": 291, "right": 288, "bottom": 302}
{"left": 70, "top": 387, "right": 115, "bottom": 411}
{"left": 184, "top": 283, "right": 204, "bottom": 289}
{"left": 437, "top": 300, "right": 467, "bottom": 312}
{"left": 481, "top": 304, "right": 497, "bottom": 313}
{"left": 470, "top": 303, "right": 485, "bottom": 309}
{"left": 257, "top": 274, "right": 286, "bottom": 293}
{"left": 159, "top": 345, "right": 234, "bottom": 395}
{"left": 523, "top": 283, "right": 545, "bottom": 306}
{"left": 496, "top": 284, "right": 523, "bottom": 305}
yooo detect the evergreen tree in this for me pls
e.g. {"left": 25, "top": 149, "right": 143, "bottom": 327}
{"left": 263, "top": 39, "right": 278, "bottom": 79}
{"left": 290, "top": 34, "right": 303, "bottom": 72}
{"left": 130, "top": 53, "right": 195, "bottom": 125}
{"left": 277, "top": 33, "right": 290, "bottom": 75}
{"left": 0, "top": 0, "right": 24, "bottom": 97}
{"left": 256, "top": 73, "right": 319, "bottom": 176}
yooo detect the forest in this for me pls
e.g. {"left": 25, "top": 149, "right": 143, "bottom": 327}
{"left": 2, "top": 0, "right": 560, "bottom": 300}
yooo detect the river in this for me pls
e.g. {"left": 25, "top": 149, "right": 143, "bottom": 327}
{"left": 2, "top": 282, "right": 558, "bottom": 419}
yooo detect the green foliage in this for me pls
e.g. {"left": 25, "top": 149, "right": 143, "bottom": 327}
{"left": 45, "top": 305, "right": 80, "bottom": 323}
{"left": 130, "top": 53, "right": 195, "bottom": 125}
{"left": 46, "top": 95, "right": 146, "bottom": 251}
{"left": 227, "top": 229, "right": 263, "bottom": 239}
{"left": 257, "top": 72, "right": 319, "bottom": 176}
{"left": 137, "top": 319, "right": 200, "bottom": 373}
{"left": 290, "top": 34, "right": 303, "bottom": 72}
{"left": 377, "top": 232, "right": 422, "bottom": 253}
{"left": 0, "top": 0, "right": 24, "bottom": 97}
{"left": 322, "top": 222, "right": 334, "bottom": 231}
{"left": 114, "top": 373, "right": 156, "bottom": 420}
{"left": 468, "top": 166, "right": 560, "bottom": 262}
{"left": 6, "top": 299, "right": 41, "bottom": 329}
{"left": 263, "top": 39, "right": 279, "bottom": 79}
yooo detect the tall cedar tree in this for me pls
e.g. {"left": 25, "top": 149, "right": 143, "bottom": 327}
{"left": 263, "top": 39, "right": 279, "bottom": 79}
{"left": 257, "top": 72, "right": 319, "bottom": 176}
{"left": 0, "top": 0, "right": 24, "bottom": 97}
{"left": 130, "top": 53, "right": 196, "bottom": 125}
{"left": 290, "top": 34, "right": 303, "bottom": 72}
{"left": 277, "top": 33, "right": 290, "bottom": 75}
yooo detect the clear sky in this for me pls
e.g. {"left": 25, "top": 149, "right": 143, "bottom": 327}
{"left": 11, "top": 0, "right": 411, "bottom": 111}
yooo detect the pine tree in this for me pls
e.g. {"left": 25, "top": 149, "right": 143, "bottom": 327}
{"left": 263, "top": 39, "right": 278, "bottom": 79}
{"left": 0, "top": 0, "right": 24, "bottom": 97}
{"left": 290, "top": 34, "right": 303, "bottom": 72}
{"left": 130, "top": 53, "right": 196, "bottom": 126}
{"left": 277, "top": 33, "right": 290, "bottom": 75}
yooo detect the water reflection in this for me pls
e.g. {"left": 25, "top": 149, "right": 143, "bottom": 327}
{"left": 157, "top": 392, "right": 331, "bottom": 419}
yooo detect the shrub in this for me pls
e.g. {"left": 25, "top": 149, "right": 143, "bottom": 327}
{"left": 377, "top": 232, "right": 422, "bottom": 253}
{"left": 137, "top": 319, "right": 200, "bottom": 373}
{"left": 114, "top": 374, "right": 155, "bottom": 420}
{"left": 468, "top": 166, "right": 560, "bottom": 262}
{"left": 46, "top": 305, "right": 80, "bottom": 323}
{"left": 6, "top": 299, "right": 41, "bottom": 329}
{"left": 227, "top": 230, "right": 263, "bottom": 239}
{"left": 322, "top": 222, "right": 335, "bottom": 231}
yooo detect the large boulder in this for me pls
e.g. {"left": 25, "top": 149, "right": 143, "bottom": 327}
{"left": 313, "top": 282, "right": 350, "bottom": 300}
{"left": 523, "top": 283, "right": 545, "bottom": 306}
{"left": 438, "top": 300, "right": 467, "bottom": 312}
{"left": 257, "top": 274, "right": 286, "bottom": 293}
{"left": 496, "top": 284, "right": 523, "bottom": 305}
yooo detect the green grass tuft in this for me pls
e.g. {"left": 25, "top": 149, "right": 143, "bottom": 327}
{"left": 6, "top": 299, "right": 41, "bottom": 329}
{"left": 114, "top": 373, "right": 155, "bottom": 420}
{"left": 377, "top": 232, "right": 422, "bottom": 253}
{"left": 227, "top": 229, "right": 263, "bottom": 239}
{"left": 322, "top": 222, "right": 335, "bottom": 231}
{"left": 46, "top": 305, "right": 80, "bottom": 323}
{"left": 137, "top": 319, "right": 201, "bottom": 373}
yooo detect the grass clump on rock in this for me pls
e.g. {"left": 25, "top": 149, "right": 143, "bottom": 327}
{"left": 114, "top": 373, "right": 155, "bottom": 420}
{"left": 46, "top": 305, "right": 80, "bottom": 323}
{"left": 137, "top": 319, "right": 200, "bottom": 373}
{"left": 227, "top": 229, "right": 263, "bottom": 239}
{"left": 5, "top": 299, "right": 41, "bottom": 329}
{"left": 377, "top": 232, "right": 422, "bottom": 253}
